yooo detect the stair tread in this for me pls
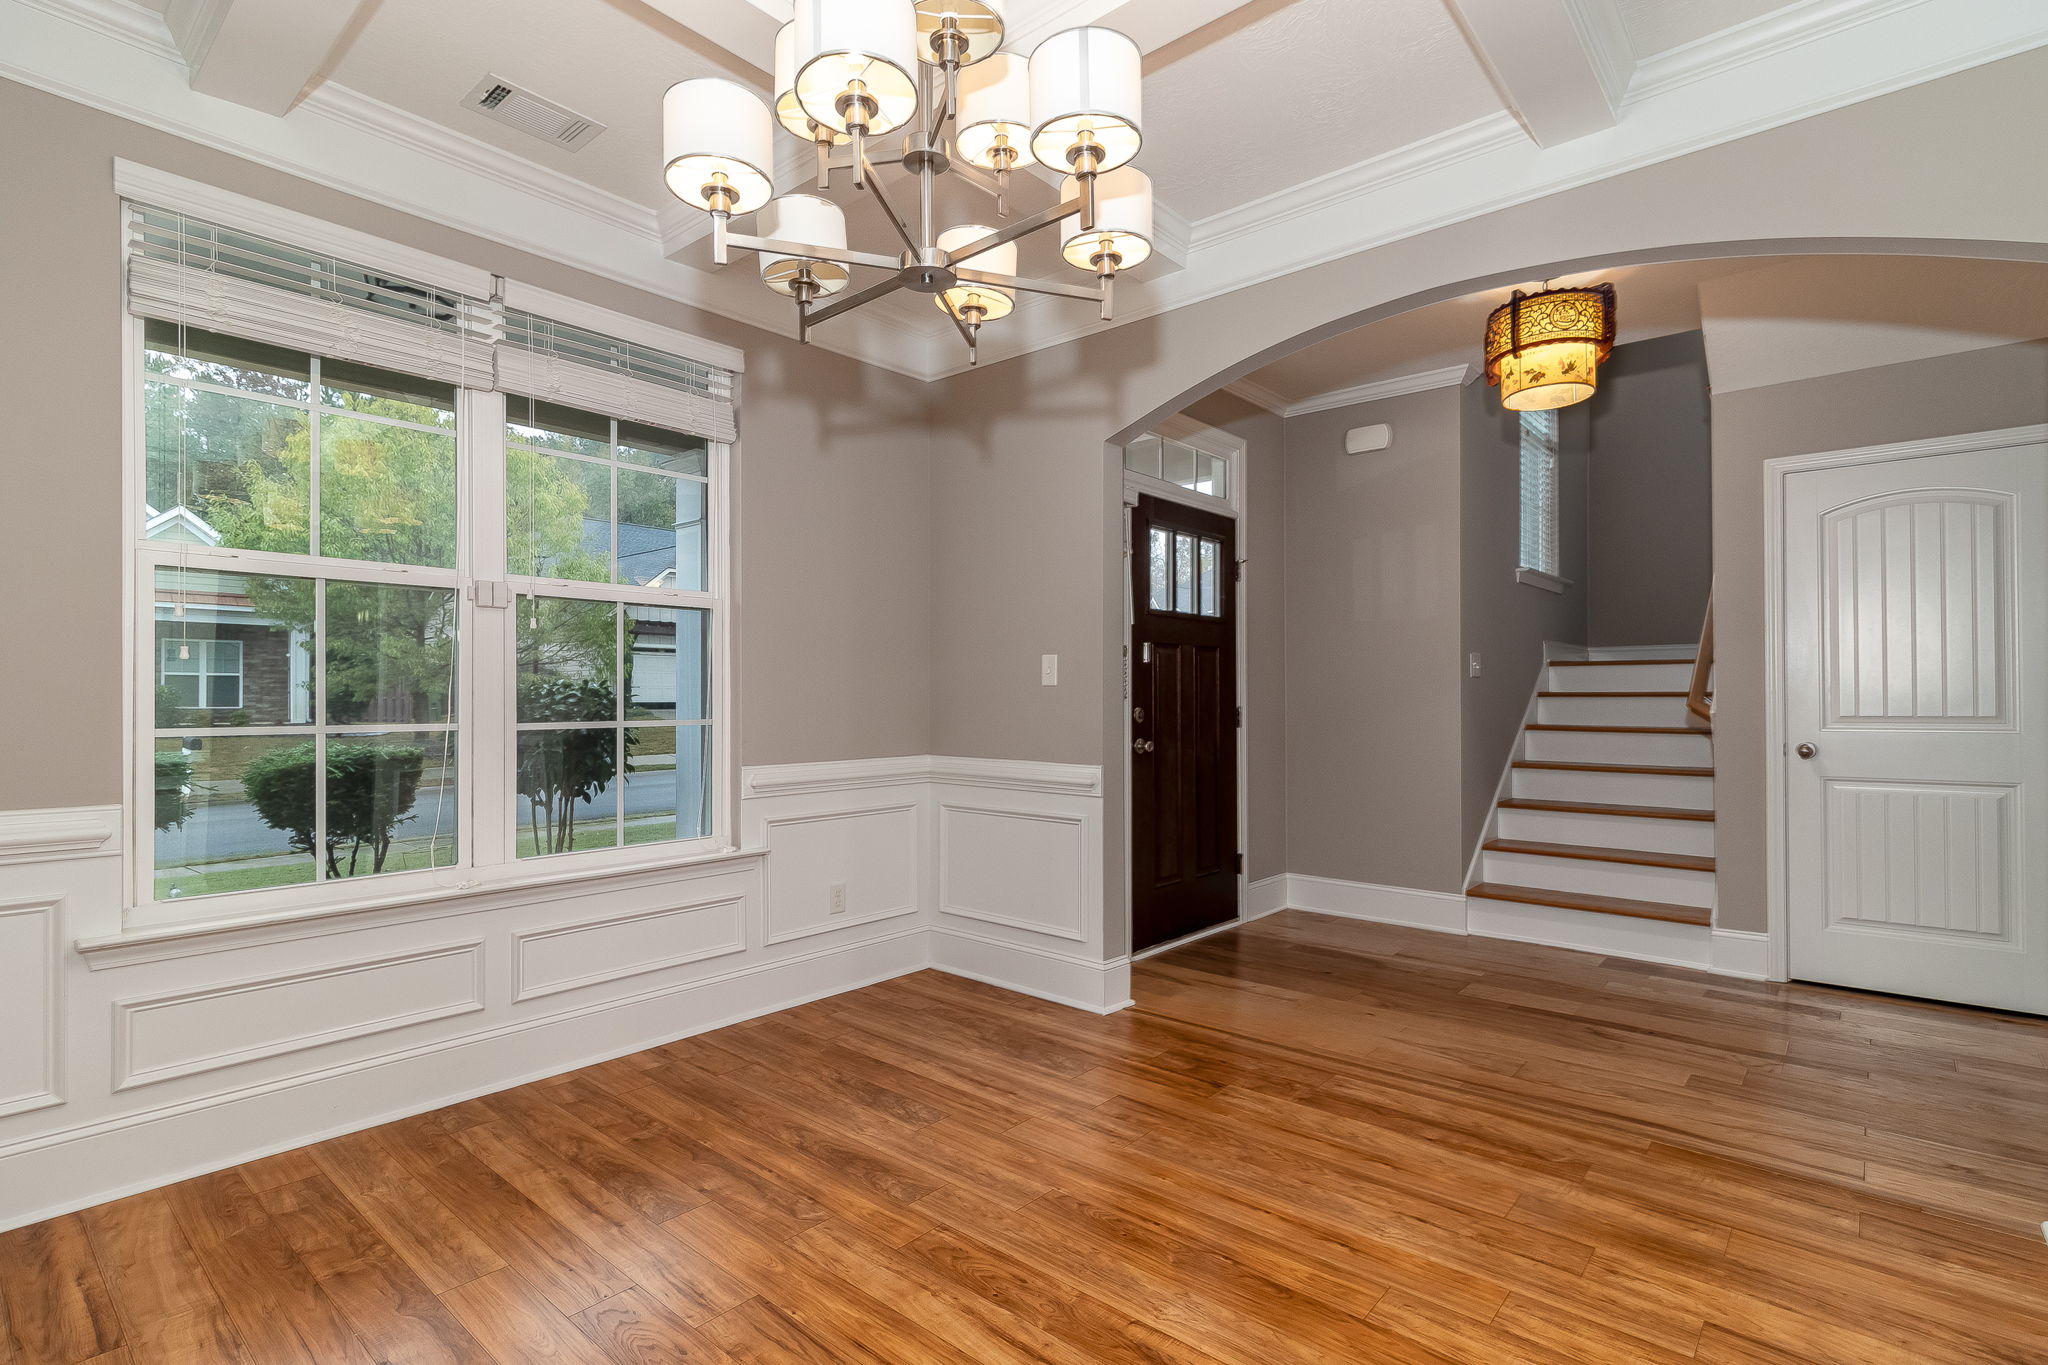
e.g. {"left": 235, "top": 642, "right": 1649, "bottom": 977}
{"left": 1550, "top": 658, "right": 1695, "bottom": 667}
{"left": 1514, "top": 760, "right": 1714, "bottom": 777}
{"left": 1482, "top": 838, "right": 1715, "bottom": 873}
{"left": 1499, "top": 797, "right": 1716, "bottom": 822}
{"left": 1526, "top": 724, "right": 1701, "bottom": 735}
{"left": 1466, "top": 881, "right": 1712, "bottom": 926}
{"left": 1539, "top": 690, "right": 1689, "bottom": 698}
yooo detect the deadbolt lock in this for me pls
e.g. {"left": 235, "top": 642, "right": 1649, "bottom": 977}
{"left": 1132, "top": 706, "right": 1145, "bottom": 723}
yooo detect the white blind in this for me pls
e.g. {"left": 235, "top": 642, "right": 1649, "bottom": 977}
{"left": 498, "top": 310, "right": 738, "bottom": 444}
{"left": 1519, "top": 408, "right": 1560, "bottom": 577}
{"left": 126, "top": 205, "right": 499, "bottom": 390}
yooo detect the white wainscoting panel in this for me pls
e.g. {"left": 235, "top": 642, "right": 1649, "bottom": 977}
{"left": 114, "top": 941, "right": 486, "bottom": 1090}
{"left": 939, "top": 804, "right": 1089, "bottom": 941}
{"left": 0, "top": 898, "right": 62, "bottom": 1118}
{"left": 760, "top": 804, "right": 921, "bottom": 944}
{"left": 513, "top": 894, "right": 746, "bottom": 1002}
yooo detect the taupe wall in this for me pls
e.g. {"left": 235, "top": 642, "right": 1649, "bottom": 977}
{"left": 1279, "top": 389, "right": 1467, "bottom": 892}
{"left": 1585, "top": 332, "right": 1714, "bottom": 646}
{"left": 1708, "top": 337, "right": 2048, "bottom": 934}
{"left": 0, "top": 78, "right": 937, "bottom": 813}
{"left": 1178, "top": 392, "right": 1288, "bottom": 883}
{"left": 1460, "top": 381, "right": 1590, "bottom": 855}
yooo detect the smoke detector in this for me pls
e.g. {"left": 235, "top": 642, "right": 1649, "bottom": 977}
{"left": 462, "top": 75, "right": 606, "bottom": 152}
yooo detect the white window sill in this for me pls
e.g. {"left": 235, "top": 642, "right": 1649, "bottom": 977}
{"left": 79, "top": 844, "right": 764, "bottom": 967}
{"left": 1516, "top": 567, "right": 1573, "bottom": 594}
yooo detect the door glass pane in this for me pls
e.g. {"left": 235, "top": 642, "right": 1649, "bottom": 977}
{"left": 323, "top": 731, "right": 459, "bottom": 879}
{"left": 154, "top": 566, "right": 313, "bottom": 728}
{"left": 323, "top": 582, "right": 458, "bottom": 724}
{"left": 516, "top": 729, "right": 619, "bottom": 856}
{"left": 155, "top": 734, "right": 317, "bottom": 899}
{"left": 518, "top": 597, "right": 618, "bottom": 722}
{"left": 1148, "top": 527, "right": 1172, "bottom": 611}
{"left": 318, "top": 415, "right": 457, "bottom": 568}
{"left": 507, "top": 449, "right": 611, "bottom": 581}
{"left": 1199, "top": 538, "right": 1221, "bottom": 617}
{"left": 1175, "top": 533, "right": 1196, "bottom": 614}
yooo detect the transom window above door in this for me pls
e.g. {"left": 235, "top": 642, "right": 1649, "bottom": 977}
{"left": 1147, "top": 527, "right": 1226, "bottom": 618}
{"left": 1126, "top": 434, "right": 1229, "bottom": 500}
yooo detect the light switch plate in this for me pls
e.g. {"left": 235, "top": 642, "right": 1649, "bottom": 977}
{"left": 1041, "top": 654, "right": 1058, "bottom": 686}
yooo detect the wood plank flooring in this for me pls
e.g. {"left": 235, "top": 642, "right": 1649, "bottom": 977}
{"left": 6, "top": 909, "right": 2048, "bottom": 1363}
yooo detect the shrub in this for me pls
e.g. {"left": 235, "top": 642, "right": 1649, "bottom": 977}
{"left": 243, "top": 741, "right": 426, "bottom": 877}
{"left": 515, "top": 677, "right": 625, "bottom": 854}
{"left": 153, "top": 750, "right": 194, "bottom": 833}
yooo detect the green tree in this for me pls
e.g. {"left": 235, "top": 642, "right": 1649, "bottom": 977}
{"left": 243, "top": 741, "right": 426, "bottom": 877}
{"left": 516, "top": 678, "right": 625, "bottom": 854}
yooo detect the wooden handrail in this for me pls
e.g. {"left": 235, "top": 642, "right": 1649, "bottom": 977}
{"left": 1686, "top": 590, "right": 1714, "bottom": 730}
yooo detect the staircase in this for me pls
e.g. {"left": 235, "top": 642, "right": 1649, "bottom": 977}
{"left": 1469, "top": 650, "right": 1715, "bottom": 929}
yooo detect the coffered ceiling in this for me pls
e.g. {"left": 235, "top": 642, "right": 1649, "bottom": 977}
{"left": 5, "top": 0, "right": 2044, "bottom": 380}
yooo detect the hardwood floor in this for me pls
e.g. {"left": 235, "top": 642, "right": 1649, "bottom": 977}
{"left": 6, "top": 909, "right": 2048, "bottom": 1363}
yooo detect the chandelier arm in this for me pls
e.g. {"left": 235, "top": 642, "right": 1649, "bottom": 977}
{"left": 798, "top": 270, "right": 916, "bottom": 329}
{"left": 951, "top": 266, "right": 1101, "bottom": 303}
{"left": 858, "top": 159, "right": 924, "bottom": 257}
{"left": 940, "top": 195, "right": 1085, "bottom": 267}
{"left": 943, "top": 158, "right": 1007, "bottom": 201}
{"left": 718, "top": 232, "right": 902, "bottom": 274}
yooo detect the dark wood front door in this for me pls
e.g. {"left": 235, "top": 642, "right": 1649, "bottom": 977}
{"left": 1131, "top": 494, "right": 1239, "bottom": 953}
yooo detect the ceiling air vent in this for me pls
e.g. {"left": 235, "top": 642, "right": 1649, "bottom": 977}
{"left": 461, "top": 75, "right": 606, "bottom": 152}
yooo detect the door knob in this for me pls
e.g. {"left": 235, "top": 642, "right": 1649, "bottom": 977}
{"left": 1133, "top": 738, "right": 1154, "bottom": 754}
{"left": 1796, "top": 742, "right": 1817, "bottom": 760}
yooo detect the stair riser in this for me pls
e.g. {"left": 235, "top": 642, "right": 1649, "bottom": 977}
{"left": 1547, "top": 663, "right": 1694, "bottom": 692}
{"left": 1512, "top": 768, "right": 1714, "bottom": 809}
{"left": 1537, "top": 695, "right": 1692, "bottom": 727}
{"left": 1496, "top": 807, "right": 1716, "bottom": 856}
{"left": 1522, "top": 730, "right": 1712, "bottom": 766}
{"left": 1480, "top": 852, "right": 1715, "bottom": 907}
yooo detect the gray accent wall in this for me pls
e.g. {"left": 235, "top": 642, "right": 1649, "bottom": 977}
{"left": 1584, "top": 331, "right": 1714, "bottom": 647}
{"left": 1280, "top": 389, "right": 1468, "bottom": 894}
{"left": 1459, "top": 381, "right": 1589, "bottom": 856}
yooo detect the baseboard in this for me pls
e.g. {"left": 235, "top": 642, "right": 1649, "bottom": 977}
{"left": 929, "top": 926, "right": 1131, "bottom": 1014}
{"left": 0, "top": 931, "right": 927, "bottom": 1234}
{"left": 1245, "top": 874, "right": 1289, "bottom": 918}
{"left": 1709, "top": 928, "right": 1773, "bottom": 980}
{"left": 1282, "top": 874, "right": 1469, "bottom": 933}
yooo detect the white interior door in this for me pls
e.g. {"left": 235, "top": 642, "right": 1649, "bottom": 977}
{"left": 1783, "top": 433, "right": 2048, "bottom": 1014}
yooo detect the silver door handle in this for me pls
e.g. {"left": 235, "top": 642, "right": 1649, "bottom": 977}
{"left": 1796, "top": 742, "right": 1817, "bottom": 760}
{"left": 1133, "top": 738, "right": 1154, "bottom": 753}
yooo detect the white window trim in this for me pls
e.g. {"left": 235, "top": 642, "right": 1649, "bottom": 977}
{"left": 121, "top": 193, "right": 743, "bottom": 934}
{"left": 1516, "top": 566, "right": 1573, "bottom": 594}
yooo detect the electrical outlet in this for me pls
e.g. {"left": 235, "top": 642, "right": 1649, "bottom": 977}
{"left": 828, "top": 882, "right": 848, "bottom": 915}
{"left": 1468, "top": 653, "right": 1482, "bottom": 678}
{"left": 1041, "top": 653, "right": 1059, "bottom": 686}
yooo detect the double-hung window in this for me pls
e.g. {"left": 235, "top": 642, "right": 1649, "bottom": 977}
{"left": 128, "top": 201, "right": 739, "bottom": 919}
{"left": 1518, "top": 408, "right": 1562, "bottom": 582}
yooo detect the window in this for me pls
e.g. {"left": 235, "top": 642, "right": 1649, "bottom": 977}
{"left": 1125, "top": 434, "right": 1229, "bottom": 500}
{"left": 1147, "top": 528, "right": 1226, "bottom": 617}
{"left": 158, "top": 637, "right": 244, "bottom": 711}
{"left": 1518, "top": 408, "right": 1561, "bottom": 579}
{"left": 129, "top": 200, "right": 738, "bottom": 917}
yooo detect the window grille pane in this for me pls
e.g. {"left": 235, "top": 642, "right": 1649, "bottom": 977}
{"left": 323, "top": 582, "right": 457, "bottom": 725}
{"left": 1519, "top": 409, "right": 1560, "bottom": 577}
{"left": 516, "top": 730, "right": 619, "bottom": 856}
{"left": 323, "top": 731, "right": 459, "bottom": 879}
{"left": 517, "top": 597, "right": 618, "bottom": 723}
{"left": 318, "top": 415, "right": 457, "bottom": 569}
{"left": 155, "top": 735, "right": 318, "bottom": 899}
{"left": 154, "top": 567, "right": 312, "bottom": 727}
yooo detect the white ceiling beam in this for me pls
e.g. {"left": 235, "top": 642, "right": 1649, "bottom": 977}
{"left": 636, "top": 0, "right": 788, "bottom": 74}
{"left": 1442, "top": 0, "right": 1636, "bottom": 147}
{"left": 1007, "top": 0, "right": 1254, "bottom": 56}
{"left": 163, "top": 0, "right": 375, "bottom": 116}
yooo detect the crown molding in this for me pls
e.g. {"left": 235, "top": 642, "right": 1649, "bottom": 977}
{"left": 7, "top": 0, "right": 2043, "bottom": 385}
{"left": 1239, "top": 363, "right": 1475, "bottom": 420}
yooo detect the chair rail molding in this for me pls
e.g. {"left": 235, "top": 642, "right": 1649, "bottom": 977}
{"left": 0, "top": 805, "right": 121, "bottom": 865}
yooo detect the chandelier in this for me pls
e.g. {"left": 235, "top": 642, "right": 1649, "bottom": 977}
{"left": 662, "top": 0, "right": 1153, "bottom": 365}
{"left": 1483, "top": 284, "right": 1617, "bottom": 411}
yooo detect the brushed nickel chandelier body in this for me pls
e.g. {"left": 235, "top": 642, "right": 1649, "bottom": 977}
{"left": 662, "top": 0, "right": 1154, "bottom": 364}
